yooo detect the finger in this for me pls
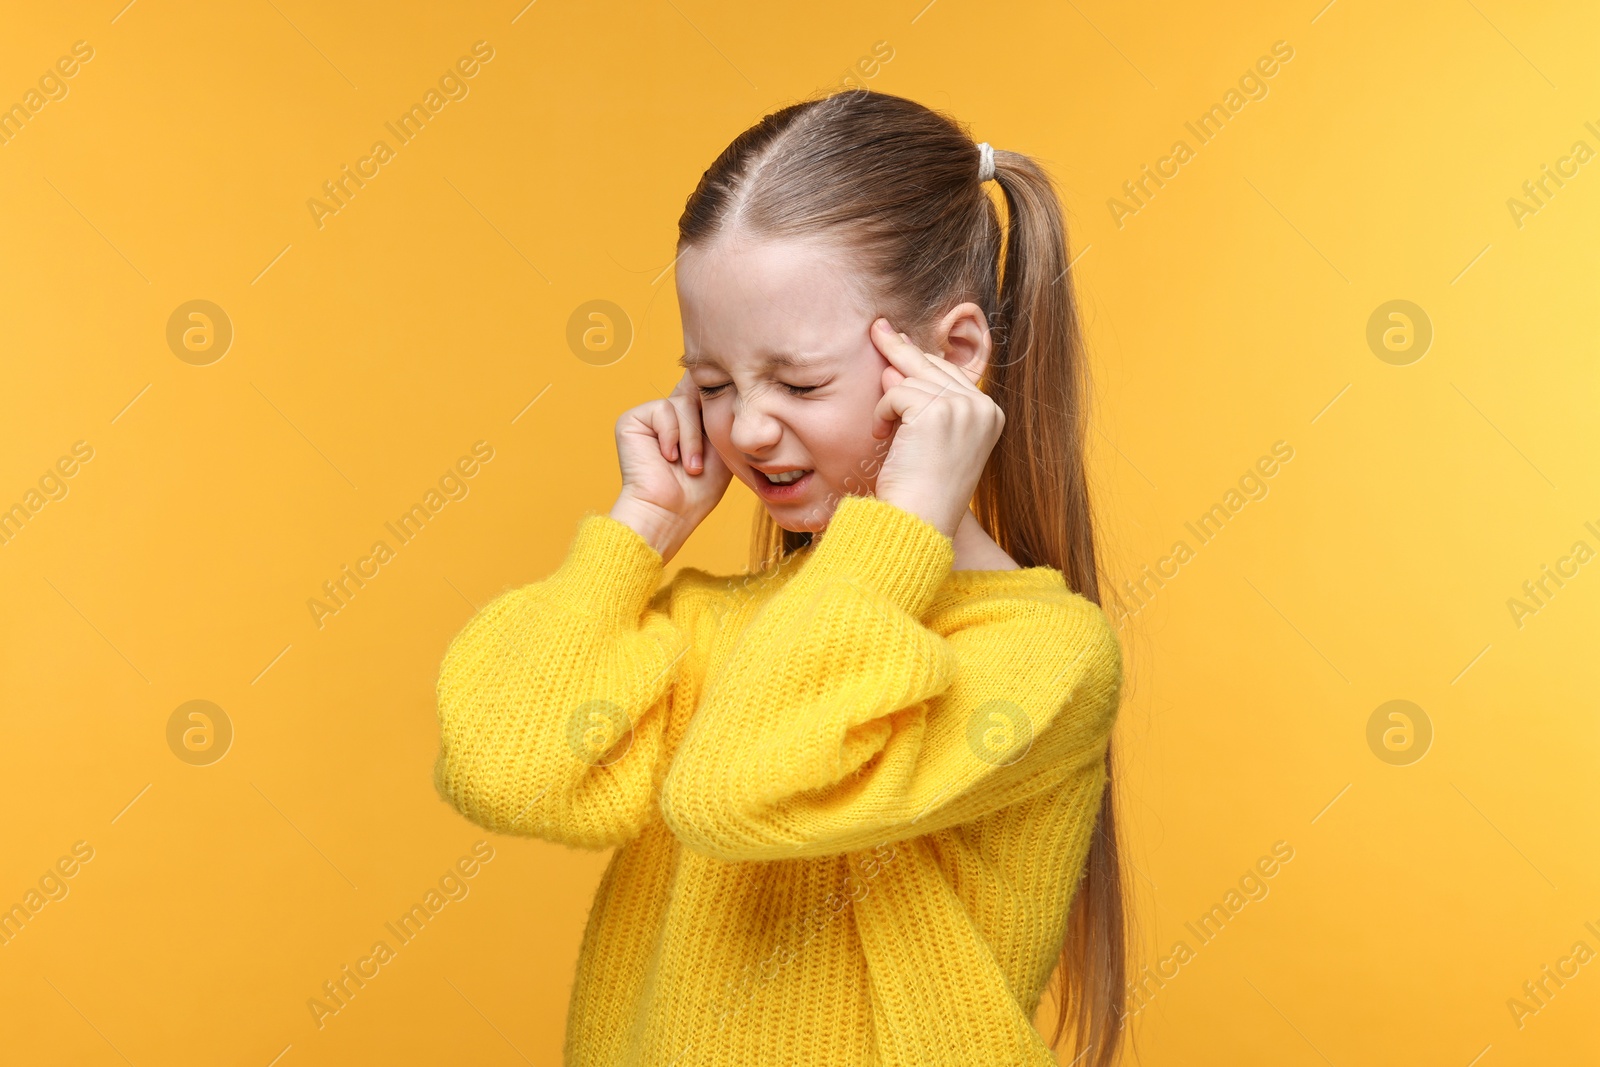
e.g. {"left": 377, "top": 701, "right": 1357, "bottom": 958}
{"left": 871, "top": 378, "right": 949, "bottom": 438}
{"left": 669, "top": 393, "right": 705, "bottom": 474}
{"left": 895, "top": 329, "right": 984, "bottom": 391}
{"left": 920, "top": 348, "right": 985, "bottom": 390}
{"left": 652, "top": 400, "right": 681, "bottom": 463}
{"left": 869, "top": 318, "right": 947, "bottom": 385}
{"left": 871, "top": 317, "right": 982, "bottom": 392}
{"left": 872, "top": 364, "right": 906, "bottom": 439}
{"left": 698, "top": 437, "right": 730, "bottom": 482}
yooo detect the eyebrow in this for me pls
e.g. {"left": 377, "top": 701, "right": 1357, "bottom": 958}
{"left": 677, "top": 351, "right": 829, "bottom": 370}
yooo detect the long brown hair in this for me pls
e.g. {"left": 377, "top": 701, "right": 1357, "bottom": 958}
{"left": 676, "top": 88, "right": 1133, "bottom": 1066}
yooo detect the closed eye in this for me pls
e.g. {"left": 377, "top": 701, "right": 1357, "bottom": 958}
{"left": 698, "top": 383, "right": 819, "bottom": 398}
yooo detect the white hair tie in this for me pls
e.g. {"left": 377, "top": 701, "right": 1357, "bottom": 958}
{"left": 977, "top": 141, "right": 995, "bottom": 182}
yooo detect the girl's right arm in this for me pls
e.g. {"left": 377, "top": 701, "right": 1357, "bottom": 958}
{"left": 433, "top": 373, "right": 731, "bottom": 849}
{"left": 432, "top": 510, "right": 695, "bottom": 849}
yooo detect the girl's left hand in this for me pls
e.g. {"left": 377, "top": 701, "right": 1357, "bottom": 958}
{"left": 868, "top": 317, "right": 1005, "bottom": 538}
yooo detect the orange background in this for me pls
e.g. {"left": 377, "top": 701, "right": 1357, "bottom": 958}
{"left": 1, "top": 1, "right": 1595, "bottom": 1063}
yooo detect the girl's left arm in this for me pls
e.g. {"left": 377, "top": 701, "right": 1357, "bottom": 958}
{"left": 659, "top": 494, "right": 1123, "bottom": 863}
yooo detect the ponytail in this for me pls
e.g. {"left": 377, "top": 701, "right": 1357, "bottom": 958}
{"left": 984, "top": 150, "right": 1133, "bottom": 1067}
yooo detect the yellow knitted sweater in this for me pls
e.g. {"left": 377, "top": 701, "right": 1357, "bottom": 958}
{"left": 433, "top": 493, "right": 1123, "bottom": 1066}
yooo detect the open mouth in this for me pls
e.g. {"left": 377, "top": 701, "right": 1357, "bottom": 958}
{"left": 754, "top": 468, "right": 814, "bottom": 498}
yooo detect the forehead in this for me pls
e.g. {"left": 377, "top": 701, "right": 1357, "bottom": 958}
{"left": 675, "top": 234, "right": 876, "bottom": 368}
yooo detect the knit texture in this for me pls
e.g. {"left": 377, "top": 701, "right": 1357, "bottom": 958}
{"left": 434, "top": 494, "right": 1123, "bottom": 1066}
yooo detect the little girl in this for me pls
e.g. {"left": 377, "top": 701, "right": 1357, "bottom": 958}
{"left": 434, "top": 89, "right": 1128, "bottom": 1067}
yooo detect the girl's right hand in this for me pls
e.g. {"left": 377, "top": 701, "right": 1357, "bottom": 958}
{"left": 610, "top": 371, "right": 732, "bottom": 561}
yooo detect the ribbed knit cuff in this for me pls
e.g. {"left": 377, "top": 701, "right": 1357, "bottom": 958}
{"left": 544, "top": 511, "right": 665, "bottom": 623}
{"left": 806, "top": 494, "right": 955, "bottom": 617}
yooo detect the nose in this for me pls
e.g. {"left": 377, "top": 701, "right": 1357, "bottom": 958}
{"left": 726, "top": 386, "right": 785, "bottom": 456}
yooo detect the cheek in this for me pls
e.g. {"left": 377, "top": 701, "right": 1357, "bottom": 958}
{"left": 701, "top": 407, "right": 739, "bottom": 464}
{"left": 700, "top": 405, "right": 731, "bottom": 444}
{"left": 809, "top": 402, "right": 887, "bottom": 481}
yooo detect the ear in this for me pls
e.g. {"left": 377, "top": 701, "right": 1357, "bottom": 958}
{"left": 931, "top": 301, "right": 992, "bottom": 381}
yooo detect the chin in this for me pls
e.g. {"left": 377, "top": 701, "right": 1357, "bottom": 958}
{"left": 773, "top": 516, "right": 824, "bottom": 535}
{"left": 764, "top": 498, "right": 835, "bottom": 535}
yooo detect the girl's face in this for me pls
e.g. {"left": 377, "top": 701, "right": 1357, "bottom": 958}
{"left": 675, "top": 233, "right": 895, "bottom": 534}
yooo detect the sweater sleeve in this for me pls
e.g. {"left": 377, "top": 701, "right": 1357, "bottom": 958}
{"left": 658, "top": 494, "right": 1123, "bottom": 863}
{"left": 432, "top": 510, "right": 699, "bottom": 850}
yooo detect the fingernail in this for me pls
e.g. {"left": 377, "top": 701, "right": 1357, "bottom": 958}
{"left": 690, "top": 453, "right": 700, "bottom": 471}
